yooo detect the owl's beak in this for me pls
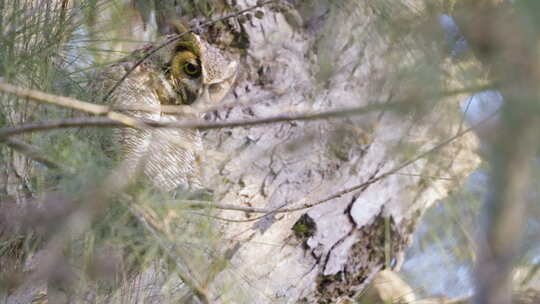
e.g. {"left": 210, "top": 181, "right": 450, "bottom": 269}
{"left": 197, "top": 61, "right": 237, "bottom": 107}
{"left": 199, "top": 85, "right": 213, "bottom": 105}
{"left": 191, "top": 85, "right": 214, "bottom": 111}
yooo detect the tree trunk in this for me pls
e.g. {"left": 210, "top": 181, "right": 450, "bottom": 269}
{"left": 191, "top": 1, "right": 480, "bottom": 302}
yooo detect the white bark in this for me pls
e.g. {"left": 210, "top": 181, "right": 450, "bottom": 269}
{"left": 193, "top": 1, "right": 481, "bottom": 302}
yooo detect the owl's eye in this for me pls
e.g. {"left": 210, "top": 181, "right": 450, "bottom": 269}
{"left": 170, "top": 51, "right": 201, "bottom": 79}
{"left": 183, "top": 62, "right": 201, "bottom": 77}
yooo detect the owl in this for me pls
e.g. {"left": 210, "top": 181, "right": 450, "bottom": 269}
{"left": 96, "top": 27, "right": 237, "bottom": 192}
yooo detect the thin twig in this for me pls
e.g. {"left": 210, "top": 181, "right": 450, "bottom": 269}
{"left": 0, "top": 81, "right": 145, "bottom": 128}
{"left": 1, "top": 138, "right": 69, "bottom": 171}
{"left": 126, "top": 203, "right": 211, "bottom": 304}
{"left": 102, "top": 0, "right": 279, "bottom": 102}
{"left": 0, "top": 81, "right": 106, "bottom": 114}
{"left": 111, "top": 104, "right": 200, "bottom": 115}
{"left": 0, "top": 117, "right": 117, "bottom": 139}
{"left": 0, "top": 103, "right": 395, "bottom": 139}
{"left": 186, "top": 110, "right": 496, "bottom": 222}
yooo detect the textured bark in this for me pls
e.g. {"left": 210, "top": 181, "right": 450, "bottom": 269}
{"left": 190, "top": 1, "right": 480, "bottom": 303}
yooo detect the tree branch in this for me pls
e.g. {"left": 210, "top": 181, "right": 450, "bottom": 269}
{"left": 0, "top": 81, "right": 145, "bottom": 128}
{"left": 1, "top": 138, "right": 69, "bottom": 172}
{"left": 0, "top": 103, "right": 394, "bottom": 140}
{"left": 183, "top": 110, "right": 494, "bottom": 222}
{"left": 126, "top": 203, "right": 211, "bottom": 304}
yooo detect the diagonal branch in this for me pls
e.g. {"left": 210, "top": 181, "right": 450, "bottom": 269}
{"left": 0, "top": 81, "right": 145, "bottom": 128}
{"left": 2, "top": 138, "right": 70, "bottom": 172}
{"left": 126, "top": 203, "right": 211, "bottom": 304}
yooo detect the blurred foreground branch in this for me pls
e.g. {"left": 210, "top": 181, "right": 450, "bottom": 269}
{"left": 453, "top": 2, "right": 540, "bottom": 304}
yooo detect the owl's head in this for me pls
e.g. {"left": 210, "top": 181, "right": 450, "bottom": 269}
{"left": 159, "top": 25, "right": 237, "bottom": 107}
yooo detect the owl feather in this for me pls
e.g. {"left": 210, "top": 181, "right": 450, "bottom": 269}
{"left": 94, "top": 28, "right": 237, "bottom": 192}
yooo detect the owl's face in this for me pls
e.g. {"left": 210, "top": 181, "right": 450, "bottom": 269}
{"left": 102, "top": 28, "right": 236, "bottom": 192}
{"left": 162, "top": 33, "right": 237, "bottom": 107}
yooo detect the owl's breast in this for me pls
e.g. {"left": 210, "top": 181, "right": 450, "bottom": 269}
{"left": 110, "top": 74, "right": 204, "bottom": 192}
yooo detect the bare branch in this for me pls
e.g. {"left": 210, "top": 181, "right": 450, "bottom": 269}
{"left": 112, "top": 104, "right": 199, "bottom": 114}
{"left": 185, "top": 111, "right": 495, "bottom": 222}
{"left": 0, "top": 81, "right": 145, "bottom": 128}
{"left": 2, "top": 138, "right": 69, "bottom": 172}
{"left": 0, "top": 117, "right": 116, "bottom": 139}
{"left": 126, "top": 203, "right": 211, "bottom": 304}
{"left": 0, "top": 81, "right": 106, "bottom": 114}
{"left": 0, "top": 103, "right": 394, "bottom": 140}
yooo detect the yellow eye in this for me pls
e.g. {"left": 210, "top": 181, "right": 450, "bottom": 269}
{"left": 183, "top": 62, "right": 201, "bottom": 77}
{"left": 171, "top": 51, "right": 201, "bottom": 79}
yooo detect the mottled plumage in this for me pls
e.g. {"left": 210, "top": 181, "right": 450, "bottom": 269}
{"left": 96, "top": 29, "right": 237, "bottom": 192}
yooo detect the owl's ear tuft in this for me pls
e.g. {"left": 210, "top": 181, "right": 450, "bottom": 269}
{"left": 165, "top": 19, "right": 200, "bottom": 51}
{"left": 166, "top": 19, "right": 190, "bottom": 36}
{"left": 165, "top": 20, "right": 202, "bottom": 56}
